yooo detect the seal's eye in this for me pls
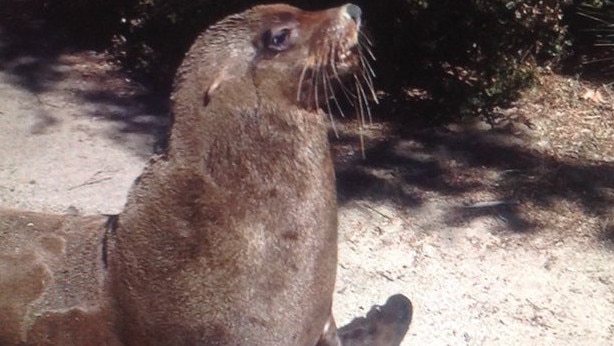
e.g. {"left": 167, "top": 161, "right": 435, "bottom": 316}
{"left": 264, "top": 27, "right": 292, "bottom": 52}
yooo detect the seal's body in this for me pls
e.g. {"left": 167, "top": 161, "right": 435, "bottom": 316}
{"left": 0, "top": 4, "right": 412, "bottom": 346}
{"left": 0, "top": 210, "right": 119, "bottom": 346}
{"left": 109, "top": 4, "right": 360, "bottom": 345}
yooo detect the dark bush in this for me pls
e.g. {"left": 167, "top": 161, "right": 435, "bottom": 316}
{"left": 363, "top": 0, "right": 570, "bottom": 123}
{"left": 109, "top": 0, "right": 349, "bottom": 90}
{"left": 44, "top": 0, "right": 127, "bottom": 46}
{"left": 109, "top": 0, "right": 570, "bottom": 121}
{"left": 11, "top": 0, "right": 555, "bottom": 123}
{"left": 110, "top": 0, "right": 248, "bottom": 89}
{"left": 568, "top": 0, "right": 614, "bottom": 78}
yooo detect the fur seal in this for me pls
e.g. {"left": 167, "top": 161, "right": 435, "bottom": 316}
{"left": 109, "top": 4, "right": 360, "bottom": 345}
{"left": 0, "top": 3, "right": 411, "bottom": 346}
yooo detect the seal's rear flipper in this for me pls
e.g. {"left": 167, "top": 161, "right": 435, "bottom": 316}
{"left": 337, "top": 294, "right": 412, "bottom": 346}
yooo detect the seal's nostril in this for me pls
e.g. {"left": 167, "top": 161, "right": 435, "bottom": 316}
{"left": 345, "top": 3, "right": 362, "bottom": 23}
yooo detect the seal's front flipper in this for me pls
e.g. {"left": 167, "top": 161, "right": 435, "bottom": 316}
{"left": 316, "top": 312, "right": 342, "bottom": 346}
{"left": 337, "top": 294, "right": 412, "bottom": 346}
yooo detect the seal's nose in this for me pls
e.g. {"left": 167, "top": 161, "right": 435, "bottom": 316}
{"left": 344, "top": 3, "right": 362, "bottom": 24}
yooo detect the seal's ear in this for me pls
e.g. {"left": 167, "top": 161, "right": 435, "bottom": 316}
{"left": 203, "top": 68, "right": 228, "bottom": 107}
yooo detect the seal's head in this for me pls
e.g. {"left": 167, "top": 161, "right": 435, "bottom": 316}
{"left": 175, "top": 3, "right": 372, "bottom": 113}
{"left": 249, "top": 3, "right": 369, "bottom": 108}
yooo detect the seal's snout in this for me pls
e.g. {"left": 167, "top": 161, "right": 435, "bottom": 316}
{"left": 344, "top": 3, "right": 362, "bottom": 25}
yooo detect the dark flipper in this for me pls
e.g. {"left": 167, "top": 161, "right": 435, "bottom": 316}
{"left": 337, "top": 294, "right": 413, "bottom": 346}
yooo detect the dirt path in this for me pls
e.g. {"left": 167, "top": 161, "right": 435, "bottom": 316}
{"left": 1, "top": 22, "right": 613, "bottom": 345}
{"left": 334, "top": 161, "right": 614, "bottom": 345}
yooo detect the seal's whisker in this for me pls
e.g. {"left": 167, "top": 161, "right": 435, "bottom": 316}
{"left": 354, "top": 75, "right": 367, "bottom": 159}
{"left": 315, "top": 49, "right": 331, "bottom": 110}
{"left": 354, "top": 74, "right": 366, "bottom": 126}
{"left": 328, "top": 40, "right": 337, "bottom": 67}
{"left": 356, "top": 74, "right": 373, "bottom": 124}
{"left": 306, "top": 57, "right": 318, "bottom": 107}
{"left": 358, "top": 53, "right": 379, "bottom": 104}
{"left": 358, "top": 43, "right": 377, "bottom": 80}
{"left": 313, "top": 63, "right": 320, "bottom": 109}
{"left": 358, "top": 33, "right": 376, "bottom": 62}
{"left": 326, "top": 47, "right": 354, "bottom": 104}
{"left": 338, "top": 81, "right": 359, "bottom": 102}
{"left": 360, "top": 41, "right": 376, "bottom": 64}
{"left": 297, "top": 60, "right": 310, "bottom": 102}
{"left": 325, "top": 71, "right": 346, "bottom": 119}
{"left": 329, "top": 43, "right": 348, "bottom": 94}
{"left": 321, "top": 68, "right": 339, "bottom": 137}
{"left": 326, "top": 43, "right": 348, "bottom": 118}
{"left": 358, "top": 30, "right": 374, "bottom": 47}
{"left": 330, "top": 59, "right": 358, "bottom": 100}
{"left": 324, "top": 44, "right": 346, "bottom": 119}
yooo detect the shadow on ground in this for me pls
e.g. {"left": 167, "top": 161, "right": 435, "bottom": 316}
{"left": 334, "top": 112, "right": 614, "bottom": 243}
{"left": 0, "top": 2, "right": 169, "bottom": 155}
{"left": 3, "top": 1, "right": 612, "bottom": 245}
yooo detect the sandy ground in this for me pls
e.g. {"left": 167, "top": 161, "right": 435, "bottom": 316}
{"left": 0, "top": 51, "right": 164, "bottom": 215}
{"left": 1, "top": 24, "right": 614, "bottom": 346}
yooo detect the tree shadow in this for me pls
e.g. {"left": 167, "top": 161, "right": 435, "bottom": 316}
{"left": 334, "top": 112, "right": 614, "bottom": 243}
{"left": 0, "top": 5, "right": 67, "bottom": 94}
{"left": 4, "top": 0, "right": 613, "bottom": 246}
{"left": 0, "top": 1, "right": 169, "bottom": 156}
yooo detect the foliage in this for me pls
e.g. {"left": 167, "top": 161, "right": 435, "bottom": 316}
{"left": 572, "top": 0, "right": 614, "bottom": 78}
{"left": 110, "top": 0, "right": 246, "bottom": 89}
{"left": 47, "top": 0, "right": 570, "bottom": 121}
{"left": 42, "top": 0, "right": 127, "bottom": 44}
{"left": 108, "top": 0, "right": 342, "bottom": 89}
{"left": 367, "top": 0, "right": 570, "bottom": 122}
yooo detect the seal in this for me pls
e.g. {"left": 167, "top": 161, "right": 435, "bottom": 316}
{"left": 109, "top": 4, "right": 363, "bottom": 345}
{"left": 0, "top": 3, "right": 411, "bottom": 345}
